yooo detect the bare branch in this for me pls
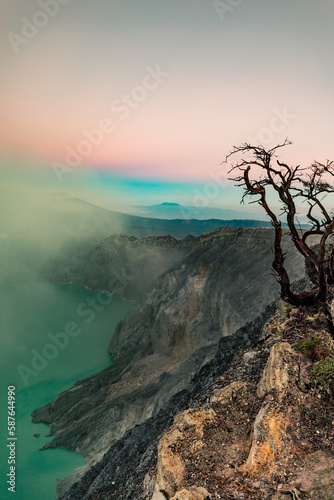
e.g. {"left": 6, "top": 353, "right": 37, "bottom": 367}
{"left": 225, "top": 139, "right": 334, "bottom": 306}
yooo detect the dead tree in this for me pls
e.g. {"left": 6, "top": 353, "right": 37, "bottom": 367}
{"left": 225, "top": 139, "right": 334, "bottom": 306}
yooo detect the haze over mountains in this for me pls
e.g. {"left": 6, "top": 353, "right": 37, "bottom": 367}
{"left": 0, "top": 189, "right": 278, "bottom": 283}
{"left": 131, "top": 202, "right": 263, "bottom": 220}
{"left": 52, "top": 233, "right": 195, "bottom": 299}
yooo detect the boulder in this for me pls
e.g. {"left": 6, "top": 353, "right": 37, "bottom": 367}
{"left": 242, "top": 350, "right": 258, "bottom": 363}
{"left": 241, "top": 404, "right": 290, "bottom": 476}
{"left": 256, "top": 342, "right": 300, "bottom": 398}
{"left": 156, "top": 408, "right": 216, "bottom": 497}
{"left": 210, "top": 380, "right": 249, "bottom": 403}
{"left": 171, "top": 486, "right": 211, "bottom": 499}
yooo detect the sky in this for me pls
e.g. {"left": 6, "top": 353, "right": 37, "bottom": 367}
{"left": 1, "top": 0, "right": 334, "bottom": 212}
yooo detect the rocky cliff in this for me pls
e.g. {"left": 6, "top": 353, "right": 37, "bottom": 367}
{"left": 51, "top": 233, "right": 195, "bottom": 299}
{"left": 32, "top": 227, "right": 307, "bottom": 498}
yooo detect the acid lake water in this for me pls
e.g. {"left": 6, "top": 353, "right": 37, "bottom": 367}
{"left": 0, "top": 281, "right": 132, "bottom": 500}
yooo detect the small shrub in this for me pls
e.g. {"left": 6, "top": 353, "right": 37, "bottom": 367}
{"left": 311, "top": 357, "right": 334, "bottom": 394}
{"left": 292, "top": 336, "right": 322, "bottom": 358}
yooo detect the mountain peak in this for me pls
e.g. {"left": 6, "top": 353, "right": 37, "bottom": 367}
{"left": 160, "top": 202, "right": 181, "bottom": 206}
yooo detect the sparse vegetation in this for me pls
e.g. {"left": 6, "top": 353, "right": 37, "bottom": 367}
{"left": 292, "top": 336, "right": 322, "bottom": 358}
{"left": 311, "top": 356, "right": 334, "bottom": 395}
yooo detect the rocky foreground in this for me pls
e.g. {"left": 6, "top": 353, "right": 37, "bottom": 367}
{"left": 31, "top": 227, "right": 317, "bottom": 498}
{"left": 152, "top": 302, "right": 334, "bottom": 499}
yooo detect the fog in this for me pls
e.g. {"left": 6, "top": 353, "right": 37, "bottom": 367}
{"left": 0, "top": 174, "right": 127, "bottom": 282}
{"left": 0, "top": 167, "right": 134, "bottom": 396}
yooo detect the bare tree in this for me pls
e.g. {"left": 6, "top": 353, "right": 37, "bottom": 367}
{"left": 225, "top": 139, "right": 334, "bottom": 306}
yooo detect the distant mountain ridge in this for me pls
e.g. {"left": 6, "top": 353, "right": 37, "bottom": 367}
{"left": 131, "top": 201, "right": 263, "bottom": 221}
{"left": 128, "top": 202, "right": 311, "bottom": 228}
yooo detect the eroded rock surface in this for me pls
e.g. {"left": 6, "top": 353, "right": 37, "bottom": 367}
{"left": 52, "top": 233, "right": 194, "bottom": 299}
{"left": 170, "top": 486, "right": 211, "bottom": 499}
{"left": 256, "top": 342, "right": 300, "bottom": 398}
{"left": 156, "top": 382, "right": 256, "bottom": 498}
{"left": 157, "top": 407, "right": 216, "bottom": 496}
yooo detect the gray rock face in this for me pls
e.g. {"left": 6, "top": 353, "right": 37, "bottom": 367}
{"left": 52, "top": 233, "right": 195, "bottom": 299}
{"left": 109, "top": 228, "right": 304, "bottom": 364}
{"left": 32, "top": 227, "right": 306, "bottom": 497}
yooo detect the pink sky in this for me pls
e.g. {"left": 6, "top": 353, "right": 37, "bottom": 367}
{"left": 1, "top": 0, "right": 334, "bottom": 183}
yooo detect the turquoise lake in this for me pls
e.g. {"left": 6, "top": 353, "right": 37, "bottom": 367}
{"left": 0, "top": 281, "right": 132, "bottom": 500}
